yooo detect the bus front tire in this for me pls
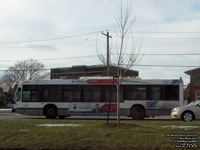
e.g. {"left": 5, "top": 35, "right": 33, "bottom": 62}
{"left": 44, "top": 106, "right": 57, "bottom": 119}
{"left": 58, "top": 116, "right": 66, "bottom": 119}
{"left": 131, "top": 106, "right": 145, "bottom": 120}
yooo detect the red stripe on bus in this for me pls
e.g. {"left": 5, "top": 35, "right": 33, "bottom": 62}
{"left": 87, "top": 79, "right": 118, "bottom": 84}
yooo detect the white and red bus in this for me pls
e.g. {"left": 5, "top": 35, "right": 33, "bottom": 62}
{"left": 12, "top": 77, "right": 183, "bottom": 119}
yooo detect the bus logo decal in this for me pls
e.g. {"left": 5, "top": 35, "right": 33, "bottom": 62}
{"left": 146, "top": 101, "right": 158, "bottom": 109}
{"left": 171, "top": 80, "right": 180, "bottom": 85}
{"left": 73, "top": 104, "right": 77, "bottom": 110}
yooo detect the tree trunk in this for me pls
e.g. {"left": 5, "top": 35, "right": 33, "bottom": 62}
{"left": 117, "top": 83, "right": 120, "bottom": 125}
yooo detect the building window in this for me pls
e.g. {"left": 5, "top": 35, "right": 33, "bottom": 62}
{"left": 195, "top": 90, "right": 200, "bottom": 101}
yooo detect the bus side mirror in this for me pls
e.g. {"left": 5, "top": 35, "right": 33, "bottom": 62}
{"left": 11, "top": 99, "right": 15, "bottom": 104}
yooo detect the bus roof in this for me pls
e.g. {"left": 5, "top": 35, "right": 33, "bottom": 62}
{"left": 20, "top": 78, "right": 182, "bottom": 86}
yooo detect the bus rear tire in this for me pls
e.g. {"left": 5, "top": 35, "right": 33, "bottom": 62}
{"left": 58, "top": 116, "right": 66, "bottom": 119}
{"left": 44, "top": 105, "right": 57, "bottom": 119}
{"left": 131, "top": 106, "right": 145, "bottom": 120}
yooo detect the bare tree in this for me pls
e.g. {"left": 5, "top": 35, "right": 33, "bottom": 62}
{"left": 1, "top": 59, "right": 49, "bottom": 90}
{"left": 115, "top": 1, "right": 141, "bottom": 75}
{"left": 97, "top": 0, "right": 142, "bottom": 125}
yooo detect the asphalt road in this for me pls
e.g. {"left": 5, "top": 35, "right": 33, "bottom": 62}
{"left": 0, "top": 109, "right": 177, "bottom": 121}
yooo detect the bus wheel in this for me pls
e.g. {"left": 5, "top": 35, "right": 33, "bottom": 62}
{"left": 131, "top": 106, "right": 145, "bottom": 120}
{"left": 58, "top": 116, "right": 66, "bottom": 119}
{"left": 44, "top": 106, "right": 57, "bottom": 119}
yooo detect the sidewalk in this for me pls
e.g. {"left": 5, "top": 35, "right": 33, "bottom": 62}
{"left": 0, "top": 109, "right": 12, "bottom": 113}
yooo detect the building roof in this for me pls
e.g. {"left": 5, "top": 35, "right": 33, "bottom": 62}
{"left": 51, "top": 64, "right": 138, "bottom": 74}
{"left": 185, "top": 68, "right": 200, "bottom": 75}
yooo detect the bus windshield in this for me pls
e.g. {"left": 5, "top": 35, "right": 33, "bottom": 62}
{"left": 14, "top": 88, "right": 21, "bottom": 102}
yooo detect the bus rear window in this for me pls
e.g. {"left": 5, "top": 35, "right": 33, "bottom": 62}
{"left": 14, "top": 88, "right": 21, "bottom": 102}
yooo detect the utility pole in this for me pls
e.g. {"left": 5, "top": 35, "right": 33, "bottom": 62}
{"left": 102, "top": 31, "right": 112, "bottom": 76}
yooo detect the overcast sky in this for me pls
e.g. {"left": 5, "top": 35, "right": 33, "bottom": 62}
{"left": 0, "top": 0, "right": 200, "bottom": 85}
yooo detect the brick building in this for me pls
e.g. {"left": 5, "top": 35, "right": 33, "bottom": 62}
{"left": 185, "top": 68, "right": 200, "bottom": 103}
{"left": 50, "top": 65, "right": 138, "bottom": 79}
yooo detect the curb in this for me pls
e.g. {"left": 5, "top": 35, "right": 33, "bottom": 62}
{"left": 0, "top": 109, "right": 12, "bottom": 113}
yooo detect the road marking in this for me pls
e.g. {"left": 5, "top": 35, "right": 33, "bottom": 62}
{"left": 38, "top": 124, "right": 83, "bottom": 127}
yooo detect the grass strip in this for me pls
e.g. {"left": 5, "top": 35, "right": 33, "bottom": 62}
{"left": 0, "top": 119, "right": 199, "bottom": 150}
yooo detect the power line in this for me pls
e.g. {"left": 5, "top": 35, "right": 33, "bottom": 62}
{"left": 140, "top": 37, "right": 200, "bottom": 40}
{"left": 112, "top": 36, "right": 200, "bottom": 39}
{"left": 0, "top": 54, "right": 102, "bottom": 63}
{"left": 0, "top": 37, "right": 105, "bottom": 49}
{"left": 142, "top": 53, "right": 200, "bottom": 56}
{"left": 111, "top": 63, "right": 200, "bottom": 68}
{"left": 0, "top": 69, "right": 50, "bottom": 72}
{"left": 34, "top": 55, "right": 101, "bottom": 61}
{"left": 111, "top": 30, "right": 200, "bottom": 39}
{"left": 0, "top": 32, "right": 199, "bottom": 47}
{"left": 0, "top": 31, "right": 100, "bottom": 45}
{"left": 0, "top": 53, "right": 200, "bottom": 63}
{"left": 134, "top": 31, "right": 200, "bottom": 34}
{"left": 111, "top": 29, "right": 200, "bottom": 34}
{"left": 0, "top": 64, "right": 199, "bottom": 72}
{"left": 117, "top": 53, "right": 200, "bottom": 56}
{"left": 111, "top": 53, "right": 200, "bottom": 56}
{"left": 0, "top": 25, "right": 63, "bottom": 37}
{"left": 134, "top": 64, "right": 200, "bottom": 68}
{"left": 1, "top": 30, "right": 200, "bottom": 46}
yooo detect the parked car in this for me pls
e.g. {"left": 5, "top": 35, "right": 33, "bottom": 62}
{"left": 171, "top": 101, "right": 200, "bottom": 121}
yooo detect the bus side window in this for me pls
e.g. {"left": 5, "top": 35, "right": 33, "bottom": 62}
{"left": 124, "top": 86, "right": 146, "bottom": 100}
{"left": 44, "top": 91, "right": 49, "bottom": 102}
{"left": 151, "top": 87, "right": 161, "bottom": 100}
{"left": 42, "top": 85, "right": 63, "bottom": 102}
{"left": 105, "top": 86, "right": 117, "bottom": 102}
{"left": 63, "top": 86, "right": 81, "bottom": 102}
{"left": 22, "top": 85, "right": 41, "bottom": 102}
{"left": 23, "top": 90, "right": 40, "bottom": 102}
{"left": 23, "top": 91, "right": 31, "bottom": 102}
{"left": 31, "top": 91, "right": 40, "bottom": 102}
{"left": 82, "top": 86, "right": 101, "bottom": 102}
{"left": 165, "top": 86, "right": 179, "bottom": 100}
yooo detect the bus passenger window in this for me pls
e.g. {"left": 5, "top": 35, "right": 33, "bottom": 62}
{"left": 44, "top": 91, "right": 49, "bottom": 101}
{"left": 105, "top": 86, "right": 117, "bottom": 102}
{"left": 124, "top": 86, "right": 146, "bottom": 100}
{"left": 23, "top": 91, "right": 31, "bottom": 102}
{"left": 31, "top": 91, "right": 40, "bottom": 102}
{"left": 151, "top": 87, "right": 161, "bottom": 100}
{"left": 63, "top": 86, "right": 81, "bottom": 102}
{"left": 83, "top": 86, "right": 101, "bottom": 102}
{"left": 23, "top": 90, "right": 40, "bottom": 102}
{"left": 43, "top": 86, "right": 63, "bottom": 102}
{"left": 165, "top": 86, "right": 179, "bottom": 100}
